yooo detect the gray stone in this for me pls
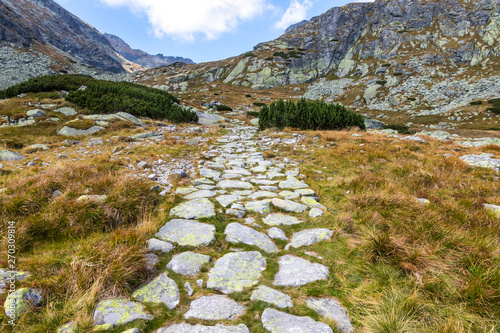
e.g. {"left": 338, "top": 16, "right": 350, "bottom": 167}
{"left": 0, "top": 150, "right": 25, "bottom": 161}
{"left": 184, "top": 190, "right": 217, "bottom": 200}
{"left": 245, "top": 200, "right": 272, "bottom": 214}
{"left": 158, "top": 323, "right": 250, "bottom": 333}
{"left": 484, "top": 203, "right": 500, "bottom": 218}
{"left": 459, "top": 153, "right": 500, "bottom": 171}
{"left": 263, "top": 213, "right": 303, "bottom": 226}
{"left": 56, "top": 321, "right": 77, "bottom": 333}
{"left": 295, "top": 189, "right": 317, "bottom": 197}
{"left": 93, "top": 298, "right": 153, "bottom": 330}
{"left": 167, "top": 252, "right": 211, "bottom": 276}
{"left": 250, "top": 286, "right": 293, "bottom": 309}
{"left": 271, "top": 198, "right": 308, "bottom": 213}
{"left": 300, "top": 196, "right": 327, "bottom": 210}
{"left": 145, "top": 253, "right": 159, "bottom": 271}
{"left": 249, "top": 191, "right": 278, "bottom": 200}
{"left": 54, "top": 107, "right": 77, "bottom": 116}
{"left": 184, "top": 295, "right": 245, "bottom": 320}
{"left": 57, "top": 126, "right": 105, "bottom": 136}
{"left": 309, "top": 208, "right": 324, "bottom": 218}
{"left": 4, "top": 288, "right": 42, "bottom": 318}
{"left": 169, "top": 198, "right": 215, "bottom": 219}
{"left": 217, "top": 180, "right": 254, "bottom": 190}
{"left": 116, "top": 112, "right": 146, "bottom": 126}
{"left": 278, "top": 177, "right": 309, "bottom": 189}
{"left": 364, "top": 118, "right": 384, "bottom": 129}
{"left": 130, "top": 132, "right": 163, "bottom": 140}
{"left": 268, "top": 227, "right": 288, "bottom": 241}
{"left": 156, "top": 219, "right": 216, "bottom": 247}
{"left": 274, "top": 255, "right": 329, "bottom": 287}
{"left": 185, "top": 282, "right": 194, "bottom": 296}
{"left": 225, "top": 223, "right": 278, "bottom": 253}
{"left": 137, "top": 161, "right": 151, "bottom": 169}
{"left": 278, "top": 191, "right": 300, "bottom": 200}
{"left": 175, "top": 187, "right": 197, "bottom": 195}
{"left": 147, "top": 238, "right": 174, "bottom": 253}
{"left": 27, "top": 109, "right": 46, "bottom": 118}
{"left": 262, "top": 308, "right": 333, "bottom": 333}
{"left": 306, "top": 298, "right": 354, "bottom": 333}
{"left": 216, "top": 195, "right": 241, "bottom": 207}
{"left": 207, "top": 251, "right": 266, "bottom": 294}
{"left": 286, "top": 229, "right": 333, "bottom": 250}
{"left": 402, "top": 136, "right": 427, "bottom": 143}
{"left": 132, "top": 273, "right": 180, "bottom": 309}
{"left": 200, "top": 168, "right": 222, "bottom": 179}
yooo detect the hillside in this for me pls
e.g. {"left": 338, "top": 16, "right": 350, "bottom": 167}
{"left": 104, "top": 33, "right": 195, "bottom": 69}
{"left": 139, "top": 0, "right": 500, "bottom": 132}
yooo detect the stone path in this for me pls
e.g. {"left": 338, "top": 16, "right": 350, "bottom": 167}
{"left": 63, "top": 124, "right": 354, "bottom": 332}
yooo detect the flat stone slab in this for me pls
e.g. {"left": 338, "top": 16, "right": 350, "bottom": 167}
{"left": 268, "top": 227, "right": 288, "bottom": 240}
{"left": 274, "top": 255, "right": 329, "bottom": 287}
{"left": 271, "top": 198, "right": 308, "bottom": 213}
{"left": 225, "top": 223, "right": 278, "bottom": 253}
{"left": 217, "top": 180, "right": 254, "bottom": 190}
{"left": 170, "top": 198, "right": 215, "bottom": 219}
{"left": 200, "top": 168, "right": 222, "bottom": 179}
{"left": 249, "top": 191, "right": 278, "bottom": 200}
{"left": 148, "top": 238, "right": 175, "bottom": 253}
{"left": 156, "top": 219, "right": 216, "bottom": 247}
{"left": 278, "top": 177, "right": 309, "bottom": 189}
{"left": 0, "top": 150, "right": 25, "bottom": 161}
{"left": 158, "top": 323, "right": 250, "bottom": 333}
{"left": 216, "top": 195, "right": 242, "bottom": 207}
{"left": 301, "top": 197, "right": 327, "bottom": 210}
{"left": 167, "top": 251, "right": 211, "bottom": 276}
{"left": 296, "top": 189, "right": 317, "bottom": 197}
{"left": 57, "top": 126, "right": 105, "bottom": 136}
{"left": 132, "top": 273, "right": 180, "bottom": 309}
{"left": 459, "top": 153, "right": 500, "bottom": 171}
{"left": 93, "top": 298, "right": 153, "bottom": 330}
{"left": 245, "top": 200, "right": 272, "bottom": 214}
{"left": 184, "top": 190, "right": 217, "bottom": 200}
{"left": 484, "top": 203, "right": 500, "bottom": 218}
{"left": 306, "top": 298, "right": 354, "bottom": 333}
{"left": 250, "top": 285, "right": 293, "bottom": 309}
{"left": 184, "top": 295, "right": 246, "bottom": 320}
{"left": 262, "top": 308, "right": 333, "bottom": 333}
{"left": 54, "top": 107, "right": 77, "bottom": 116}
{"left": 263, "top": 213, "right": 303, "bottom": 226}
{"left": 207, "top": 251, "right": 266, "bottom": 294}
{"left": 278, "top": 191, "right": 300, "bottom": 200}
{"left": 309, "top": 208, "right": 324, "bottom": 218}
{"left": 285, "top": 229, "right": 333, "bottom": 250}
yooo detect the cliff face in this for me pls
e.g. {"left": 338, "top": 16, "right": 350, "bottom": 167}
{"left": 0, "top": 0, "right": 125, "bottom": 73}
{"left": 104, "top": 33, "right": 195, "bottom": 69}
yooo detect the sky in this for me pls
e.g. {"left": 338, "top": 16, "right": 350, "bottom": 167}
{"left": 54, "top": 0, "right": 373, "bottom": 64}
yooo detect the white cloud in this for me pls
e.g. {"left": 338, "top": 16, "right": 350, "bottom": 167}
{"left": 99, "top": 0, "right": 272, "bottom": 40}
{"left": 275, "top": 0, "right": 313, "bottom": 30}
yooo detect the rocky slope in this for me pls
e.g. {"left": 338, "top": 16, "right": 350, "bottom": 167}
{"left": 143, "top": 0, "right": 500, "bottom": 124}
{"left": 104, "top": 33, "right": 195, "bottom": 69}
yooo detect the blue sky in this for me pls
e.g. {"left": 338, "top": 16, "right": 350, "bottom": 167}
{"left": 54, "top": 0, "right": 371, "bottom": 63}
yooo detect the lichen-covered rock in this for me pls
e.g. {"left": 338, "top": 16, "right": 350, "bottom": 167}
{"left": 225, "top": 223, "right": 278, "bottom": 253}
{"left": 57, "top": 126, "right": 105, "bottom": 136}
{"left": 4, "top": 288, "right": 42, "bottom": 318}
{"left": 261, "top": 308, "right": 333, "bottom": 333}
{"left": 217, "top": 180, "right": 254, "bottom": 190}
{"left": 271, "top": 198, "right": 308, "bottom": 213}
{"left": 274, "top": 255, "right": 329, "bottom": 287}
{"left": 285, "top": 229, "right": 333, "bottom": 250}
{"left": 156, "top": 219, "right": 216, "bottom": 247}
{"left": 309, "top": 208, "right": 324, "bottom": 218}
{"left": 245, "top": 200, "right": 272, "bottom": 214}
{"left": 268, "top": 227, "right": 288, "bottom": 240}
{"left": 184, "top": 190, "right": 217, "bottom": 200}
{"left": 93, "top": 298, "right": 153, "bottom": 330}
{"left": 0, "top": 150, "right": 25, "bottom": 161}
{"left": 278, "top": 190, "right": 300, "bottom": 200}
{"left": 249, "top": 191, "right": 278, "bottom": 200}
{"left": 278, "top": 177, "right": 309, "bottom": 189}
{"left": 300, "top": 196, "right": 327, "bottom": 210}
{"left": 263, "top": 213, "right": 303, "bottom": 226}
{"left": 147, "top": 238, "right": 175, "bottom": 253}
{"left": 184, "top": 295, "right": 246, "bottom": 320}
{"left": 306, "top": 298, "right": 354, "bottom": 333}
{"left": 216, "top": 195, "right": 242, "bottom": 207}
{"left": 54, "top": 107, "right": 78, "bottom": 116}
{"left": 167, "top": 252, "right": 211, "bottom": 276}
{"left": 158, "top": 323, "right": 250, "bottom": 333}
{"left": 459, "top": 153, "right": 500, "bottom": 171}
{"left": 200, "top": 168, "right": 222, "bottom": 179}
{"left": 207, "top": 251, "right": 266, "bottom": 294}
{"left": 250, "top": 286, "right": 293, "bottom": 309}
{"left": 77, "top": 195, "right": 107, "bottom": 203}
{"left": 56, "top": 321, "right": 77, "bottom": 333}
{"left": 27, "top": 109, "right": 46, "bottom": 118}
{"left": 170, "top": 198, "right": 216, "bottom": 219}
{"left": 484, "top": 203, "right": 500, "bottom": 218}
{"left": 132, "top": 273, "right": 179, "bottom": 309}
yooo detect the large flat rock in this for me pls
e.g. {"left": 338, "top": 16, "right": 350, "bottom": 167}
{"left": 245, "top": 200, "right": 272, "bottom": 214}
{"left": 278, "top": 177, "right": 309, "bottom": 189}
{"left": 158, "top": 323, "right": 250, "bottom": 333}
{"left": 263, "top": 213, "right": 303, "bottom": 226}
{"left": 167, "top": 251, "right": 211, "bottom": 276}
{"left": 169, "top": 198, "right": 215, "bottom": 219}
{"left": 184, "top": 295, "right": 246, "bottom": 320}
{"left": 262, "top": 308, "right": 333, "bottom": 333}
{"left": 225, "top": 223, "right": 278, "bottom": 253}
{"left": 207, "top": 251, "right": 266, "bottom": 294}
{"left": 306, "top": 298, "right": 354, "bottom": 333}
{"left": 273, "top": 255, "right": 329, "bottom": 287}
{"left": 57, "top": 126, "right": 105, "bottom": 136}
{"left": 156, "top": 219, "right": 216, "bottom": 247}
{"left": 0, "top": 150, "right": 25, "bottom": 161}
{"left": 93, "top": 298, "right": 153, "bottom": 330}
{"left": 271, "top": 198, "right": 308, "bottom": 213}
{"left": 217, "top": 180, "right": 254, "bottom": 190}
{"left": 285, "top": 229, "right": 333, "bottom": 250}
{"left": 250, "top": 285, "right": 293, "bottom": 309}
{"left": 132, "top": 273, "right": 179, "bottom": 309}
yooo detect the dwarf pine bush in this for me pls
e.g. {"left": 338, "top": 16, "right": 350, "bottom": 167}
{"left": 259, "top": 98, "right": 366, "bottom": 131}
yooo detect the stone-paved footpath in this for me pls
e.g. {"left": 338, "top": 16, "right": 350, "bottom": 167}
{"left": 89, "top": 125, "right": 355, "bottom": 333}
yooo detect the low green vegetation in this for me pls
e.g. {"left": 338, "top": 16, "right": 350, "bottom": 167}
{"left": 253, "top": 102, "right": 267, "bottom": 107}
{"left": 213, "top": 104, "right": 233, "bottom": 111}
{"left": 383, "top": 124, "right": 416, "bottom": 135}
{"left": 470, "top": 100, "right": 483, "bottom": 106}
{"left": 259, "top": 98, "right": 366, "bottom": 131}
{"left": 0, "top": 75, "right": 198, "bottom": 123}
{"left": 376, "top": 80, "right": 387, "bottom": 85}
{"left": 247, "top": 111, "right": 260, "bottom": 117}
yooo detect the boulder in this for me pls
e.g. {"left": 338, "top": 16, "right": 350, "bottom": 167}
{"left": 169, "top": 198, "right": 216, "bottom": 219}
{"left": 0, "top": 150, "right": 25, "bottom": 161}
{"left": 132, "top": 273, "right": 180, "bottom": 309}
{"left": 167, "top": 252, "right": 211, "bottom": 276}
{"left": 225, "top": 223, "right": 278, "bottom": 253}
{"left": 184, "top": 295, "right": 245, "bottom": 320}
{"left": 261, "top": 308, "right": 333, "bottom": 333}
{"left": 156, "top": 219, "right": 216, "bottom": 247}
{"left": 93, "top": 298, "right": 153, "bottom": 330}
{"left": 250, "top": 286, "right": 293, "bottom": 309}
{"left": 274, "top": 255, "right": 329, "bottom": 287}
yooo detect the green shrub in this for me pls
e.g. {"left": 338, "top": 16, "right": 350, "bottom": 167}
{"left": 376, "top": 80, "right": 387, "bottom": 85}
{"left": 273, "top": 51, "right": 289, "bottom": 59}
{"left": 487, "top": 106, "right": 500, "bottom": 114}
{"left": 0, "top": 75, "right": 198, "bottom": 123}
{"left": 394, "top": 72, "right": 404, "bottom": 76}
{"left": 213, "top": 104, "right": 233, "bottom": 111}
{"left": 245, "top": 94, "right": 252, "bottom": 98}
{"left": 265, "top": 57, "right": 274, "bottom": 61}
{"left": 259, "top": 98, "right": 365, "bottom": 131}
{"left": 382, "top": 63, "right": 391, "bottom": 67}
{"left": 407, "top": 97, "right": 416, "bottom": 101}
{"left": 247, "top": 111, "right": 260, "bottom": 117}
{"left": 243, "top": 52, "right": 256, "bottom": 57}
{"left": 488, "top": 98, "right": 500, "bottom": 105}
{"left": 383, "top": 124, "right": 416, "bottom": 135}
{"left": 470, "top": 100, "right": 483, "bottom": 106}
{"left": 253, "top": 102, "right": 267, "bottom": 107}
